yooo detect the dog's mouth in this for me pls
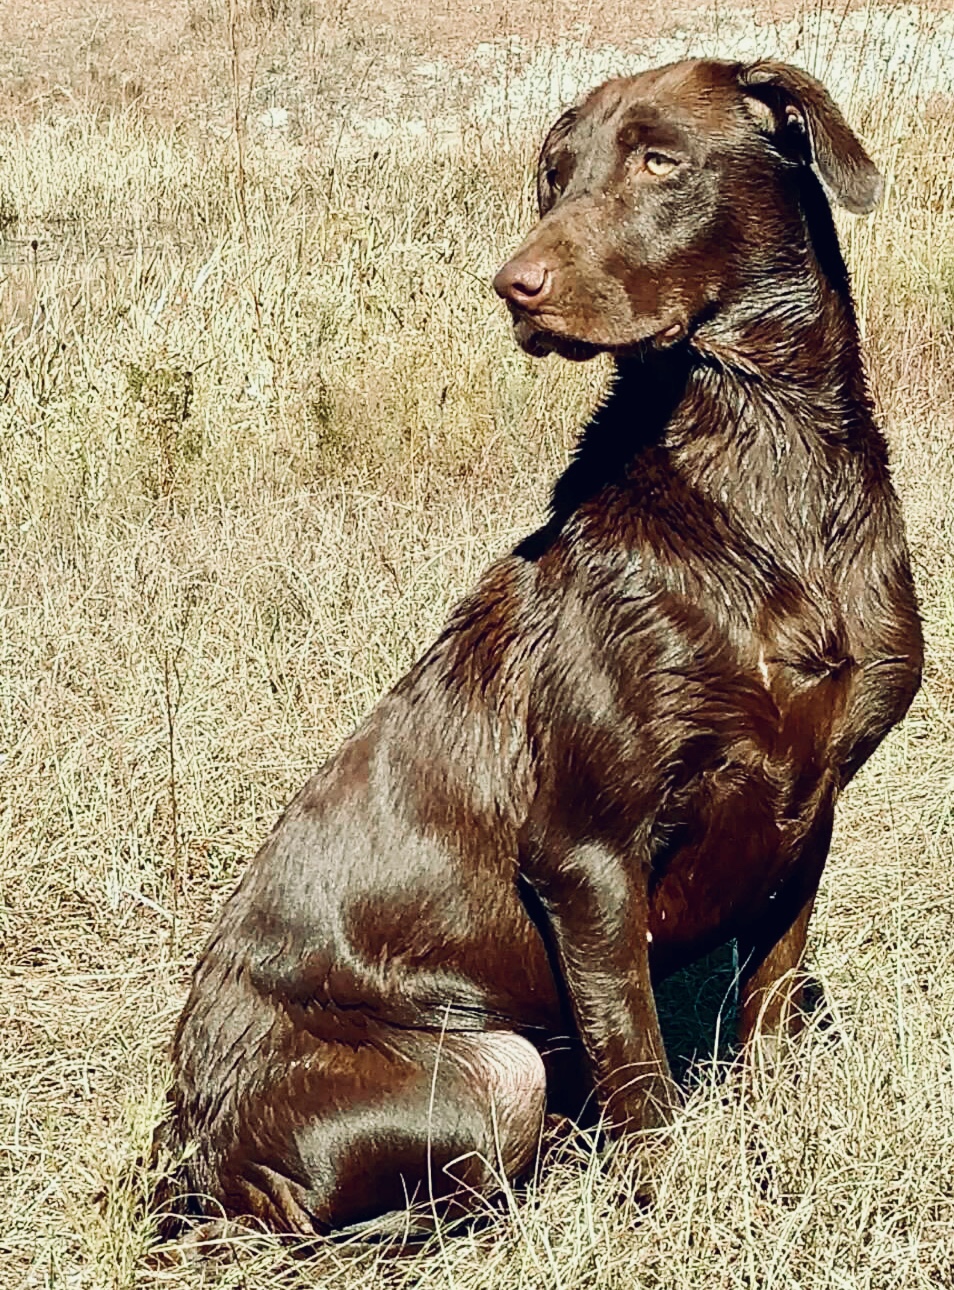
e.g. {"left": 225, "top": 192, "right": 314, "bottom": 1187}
{"left": 512, "top": 314, "right": 601, "bottom": 362}
{"left": 510, "top": 309, "right": 687, "bottom": 361}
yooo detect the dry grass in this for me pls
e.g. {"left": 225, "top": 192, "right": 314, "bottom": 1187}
{"left": 2, "top": 3, "right": 953, "bottom": 1287}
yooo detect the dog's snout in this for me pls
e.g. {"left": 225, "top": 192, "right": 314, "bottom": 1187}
{"left": 493, "top": 256, "right": 552, "bottom": 309}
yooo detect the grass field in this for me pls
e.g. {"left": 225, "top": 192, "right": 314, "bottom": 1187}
{"left": 2, "top": 2, "right": 954, "bottom": 1287}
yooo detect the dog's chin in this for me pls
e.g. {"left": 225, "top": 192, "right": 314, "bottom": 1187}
{"left": 512, "top": 313, "right": 688, "bottom": 362}
{"left": 512, "top": 316, "right": 601, "bottom": 363}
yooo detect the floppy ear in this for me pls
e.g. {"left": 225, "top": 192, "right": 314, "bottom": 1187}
{"left": 536, "top": 107, "right": 577, "bottom": 216}
{"left": 740, "top": 61, "right": 883, "bottom": 215}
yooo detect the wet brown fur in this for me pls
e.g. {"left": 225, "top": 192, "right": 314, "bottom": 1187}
{"left": 155, "top": 58, "right": 922, "bottom": 1237}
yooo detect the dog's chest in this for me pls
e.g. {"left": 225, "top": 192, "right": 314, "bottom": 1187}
{"left": 644, "top": 745, "right": 833, "bottom": 972}
{"left": 637, "top": 587, "right": 852, "bottom": 963}
{"left": 565, "top": 528, "right": 862, "bottom": 835}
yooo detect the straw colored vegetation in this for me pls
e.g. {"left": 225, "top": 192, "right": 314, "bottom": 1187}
{"left": 2, "top": 2, "right": 953, "bottom": 1287}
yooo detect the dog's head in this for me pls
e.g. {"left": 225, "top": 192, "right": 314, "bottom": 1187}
{"left": 493, "top": 59, "right": 881, "bottom": 360}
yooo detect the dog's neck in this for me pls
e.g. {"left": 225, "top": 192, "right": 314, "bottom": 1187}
{"left": 673, "top": 212, "right": 887, "bottom": 558}
{"left": 674, "top": 327, "right": 879, "bottom": 573}
{"left": 527, "top": 275, "right": 885, "bottom": 575}
{"left": 678, "top": 167, "right": 875, "bottom": 437}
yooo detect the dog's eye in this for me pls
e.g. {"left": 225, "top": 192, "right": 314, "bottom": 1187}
{"left": 644, "top": 152, "right": 679, "bottom": 177}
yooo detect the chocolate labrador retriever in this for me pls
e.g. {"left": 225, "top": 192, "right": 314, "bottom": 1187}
{"left": 154, "top": 58, "right": 922, "bottom": 1236}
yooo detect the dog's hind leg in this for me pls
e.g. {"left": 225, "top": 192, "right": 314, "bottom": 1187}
{"left": 185, "top": 1027, "right": 547, "bottom": 1236}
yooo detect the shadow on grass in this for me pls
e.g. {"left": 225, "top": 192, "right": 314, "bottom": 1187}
{"left": 655, "top": 943, "right": 832, "bottom": 1084}
{"left": 655, "top": 941, "right": 740, "bottom": 1082}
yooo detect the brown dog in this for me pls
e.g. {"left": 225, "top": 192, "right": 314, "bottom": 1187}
{"left": 155, "top": 58, "right": 922, "bottom": 1236}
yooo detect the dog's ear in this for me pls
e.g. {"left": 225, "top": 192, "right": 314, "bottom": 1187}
{"left": 536, "top": 108, "right": 577, "bottom": 216}
{"left": 740, "top": 61, "right": 883, "bottom": 214}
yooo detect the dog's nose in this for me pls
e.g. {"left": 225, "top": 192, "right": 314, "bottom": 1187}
{"left": 493, "top": 257, "right": 551, "bottom": 309}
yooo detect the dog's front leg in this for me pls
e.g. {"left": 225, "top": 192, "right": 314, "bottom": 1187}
{"left": 520, "top": 833, "right": 678, "bottom": 1134}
